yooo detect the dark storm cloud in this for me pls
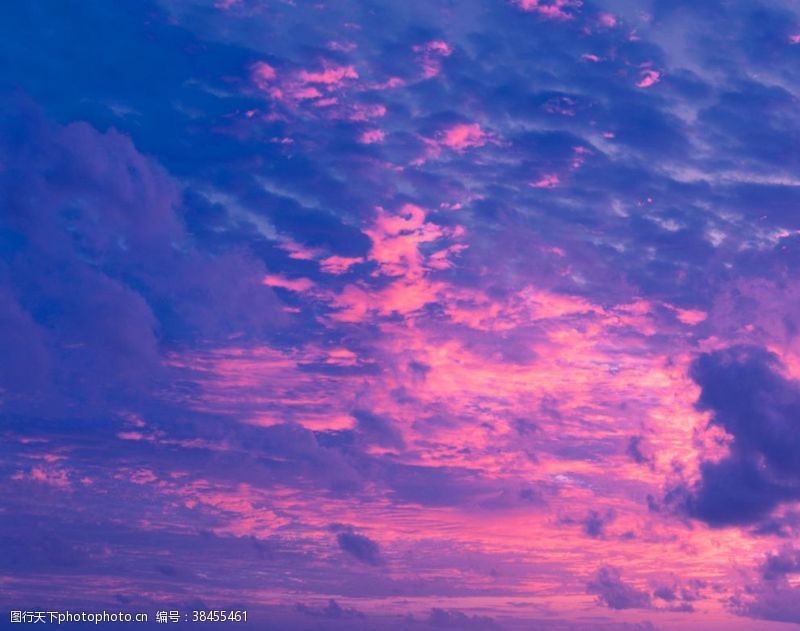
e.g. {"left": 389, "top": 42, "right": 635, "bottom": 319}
{"left": 0, "top": 97, "right": 286, "bottom": 416}
{"left": 671, "top": 346, "right": 800, "bottom": 527}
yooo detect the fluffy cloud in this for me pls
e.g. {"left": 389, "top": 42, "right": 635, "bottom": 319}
{"left": 587, "top": 567, "right": 651, "bottom": 610}
{"left": 672, "top": 347, "right": 800, "bottom": 527}
{"left": 336, "top": 531, "right": 383, "bottom": 566}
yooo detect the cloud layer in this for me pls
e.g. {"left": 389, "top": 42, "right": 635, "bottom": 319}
{"left": 4, "top": 0, "right": 800, "bottom": 629}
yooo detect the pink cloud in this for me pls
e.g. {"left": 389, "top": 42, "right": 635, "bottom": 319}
{"left": 330, "top": 279, "right": 445, "bottom": 323}
{"left": 251, "top": 61, "right": 276, "bottom": 87}
{"left": 312, "top": 97, "right": 338, "bottom": 108}
{"left": 12, "top": 465, "right": 72, "bottom": 489}
{"left": 366, "top": 204, "right": 438, "bottom": 278}
{"left": 165, "top": 244, "right": 753, "bottom": 618}
{"left": 173, "top": 481, "right": 290, "bottom": 539}
{"left": 529, "top": 174, "right": 561, "bottom": 189}
{"left": 672, "top": 307, "right": 707, "bottom": 326}
{"left": 428, "top": 243, "right": 468, "bottom": 270}
{"left": 371, "top": 76, "right": 406, "bottom": 90}
{"left": 514, "top": 0, "right": 582, "bottom": 20}
{"left": 276, "top": 243, "right": 364, "bottom": 275}
{"left": 571, "top": 145, "right": 591, "bottom": 169}
{"left": 297, "top": 64, "right": 358, "bottom": 86}
{"left": 292, "top": 86, "right": 322, "bottom": 100}
{"left": 413, "top": 40, "right": 453, "bottom": 79}
{"left": 636, "top": 69, "right": 661, "bottom": 88}
{"left": 279, "top": 241, "right": 321, "bottom": 261}
{"left": 116, "top": 430, "right": 150, "bottom": 441}
{"left": 413, "top": 123, "right": 498, "bottom": 164}
{"left": 250, "top": 60, "right": 382, "bottom": 123}
{"left": 320, "top": 255, "right": 364, "bottom": 274}
{"left": 346, "top": 103, "right": 386, "bottom": 122}
{"left": 598, "top": 12, "right": 617, "bottom": 27}
{"left": 153, "top": 223, "right": 783, "bottom": 631}
{"left": 172, "top": 345, "right": 368, "bottom": 431}
{"left": 358, "top": 129, "right": 385, "bottom": 144}
{"left": 416, "top": 40, "right": 452, "bottom": 56}
{"left": 262, "top": 274, "right": 315, "bottom": 293}
{"left": 129, "top": 469, "right": 158, "bottom": 485}
{"left": 525, "top": 148, "right": 588, "bottom": 188}
{"left": 439, "top": 123, "right": 491, "bottom": 151}
{"left": 325, "top": 204, "right": 467, "bottom": 320}
{"left": 121, "top": 412, "right": 146, "bottom": 428}
{"left": 324, "top": 347, "right": 360, "bottom": 366}
{"left": 790, "top": 34, "right": 800, "bottom": 44}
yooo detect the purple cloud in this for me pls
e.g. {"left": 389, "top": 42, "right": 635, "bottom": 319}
{"left": 587, "top": 567, "right": 651, "bottom": 610}
{"left": 336, "top": 531, "right": 383, "bottom": 566}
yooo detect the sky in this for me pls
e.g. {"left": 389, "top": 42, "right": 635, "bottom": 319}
{"left": 3, "top": 0, "right": 800, "bottom": 629}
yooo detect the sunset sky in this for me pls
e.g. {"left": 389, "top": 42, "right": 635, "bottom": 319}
{"left": 4, "top": 1, "right": 800, "bottom": 629}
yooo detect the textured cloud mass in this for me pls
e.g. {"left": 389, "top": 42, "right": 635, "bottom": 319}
{"left": 4, "top": 0, "right": 800, "bottom": 630}
{"left": 670, "top": 347, "right": 800, "bottom": 528}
